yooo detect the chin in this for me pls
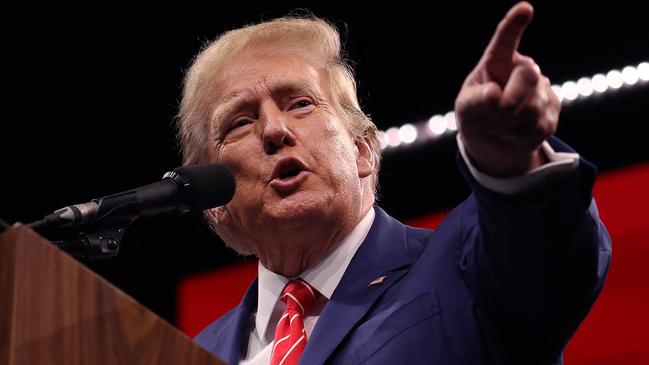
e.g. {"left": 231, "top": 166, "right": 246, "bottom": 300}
{"left": 265, "top": 190, "right": 333, "bottom": 224}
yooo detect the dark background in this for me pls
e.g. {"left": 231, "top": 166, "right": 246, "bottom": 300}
{"left": 3, "top": 1, "right": 648, "bottom": 324}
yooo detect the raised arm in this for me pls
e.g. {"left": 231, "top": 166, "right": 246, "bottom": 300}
{"left": 454, "top": 3, "right": 612, "bottom": 363}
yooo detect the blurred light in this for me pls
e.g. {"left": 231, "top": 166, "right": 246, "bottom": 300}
{"left": 445, "top": 111, "right": 458, "bottom": 131}
{"left": 398, "top": 124, "right": 418, "bottom": 143}
{"left": 637, "top": 62, "right": 649, "bottom": 81}
{"left": 428, "top": 115, "right": 447, "bottom": 135}
{"left": 385, "top": 127, "right": 401, "bottom": 147}
{"left": 378, "top": 131, "right": 388, "bottom": 150}
{"left": 622, "top": 66, "right": 639, "bottom": 85}
{"left": 592, "top": 74, "right": 608, "bottom": 93}
{"left": 561, "top": 81, "right": 579, "bottom": 101}
{"left": 551, "top": 85, "right": 563, "bottom": 101}
{"left": 577, "top": 77, "right": 593, "bottom": 96}
{"left": 606, "top": 70, "right": 623, "bottom": 89}
{"left": 380, "top": 62, "right": 648, "bottom": 151}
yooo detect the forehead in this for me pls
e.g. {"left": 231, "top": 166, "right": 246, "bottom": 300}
{"left": 214, "top": 49, "right": 327, "bottom": 104}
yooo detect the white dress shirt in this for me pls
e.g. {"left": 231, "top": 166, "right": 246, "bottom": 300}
{"left": 455, "top": 134, "right": 579, "bottom": 195}
{"left": 240, "top": 207, "right": 376, "bottom": 364}
{"left": 239, "top": 135, "right": 579, "bottom": 364}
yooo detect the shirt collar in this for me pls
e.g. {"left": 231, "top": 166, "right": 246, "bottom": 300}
{"left": 255, "top": 207, "right": 375, "bottom": 344}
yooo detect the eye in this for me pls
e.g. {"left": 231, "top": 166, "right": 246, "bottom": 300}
{"left": 290, "top": 99, "right": 313, "bottom": 110}
{"left": 230, "top": 118, "right": 253, "bottom": 131}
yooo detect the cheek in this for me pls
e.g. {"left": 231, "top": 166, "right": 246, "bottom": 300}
{"left": 215, "top": 141, "right": 264, "bottom": 177}
{"left": 316, "top": 119, "right": 353, "bottom": 153}
{"left": 212, "top": 142, "right": 268, "bottom": 209}
{"left": 312, "top": 127, "right": 359, "bottom": 182}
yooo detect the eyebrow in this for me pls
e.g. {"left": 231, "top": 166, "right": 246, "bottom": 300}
{"left": 270, "top": 79, "right": 324, "bottom": 101}
{"left": 211, "top": 79, "right": 324, "bottom": 129}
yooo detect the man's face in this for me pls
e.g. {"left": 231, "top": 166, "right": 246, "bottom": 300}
{"left": 206, "top": 49, "right": 372, "bottom": 255}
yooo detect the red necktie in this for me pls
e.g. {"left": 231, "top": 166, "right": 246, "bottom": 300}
{"left": 270, "top": 280, "right": 318, "bottom": 365}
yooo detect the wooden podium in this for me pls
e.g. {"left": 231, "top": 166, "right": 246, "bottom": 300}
{"left": 0, "top": 224, "right": 225, "bottom": 365}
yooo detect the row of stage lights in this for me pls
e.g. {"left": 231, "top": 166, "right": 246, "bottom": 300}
{"left": 380, "top": 61, "right": 649, "bottom": 150}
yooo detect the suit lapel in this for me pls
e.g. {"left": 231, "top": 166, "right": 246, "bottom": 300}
{"left": 212, "top": 279, "right": 258, "bottom": 365}
{"left": 300, "top": 207, "right": 419, "bottom": 364}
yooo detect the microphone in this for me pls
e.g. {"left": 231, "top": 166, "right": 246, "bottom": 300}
{"left": 28, "top": 163, "right": 235, "bottom": 231}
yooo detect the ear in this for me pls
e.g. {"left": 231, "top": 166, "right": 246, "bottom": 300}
{"left": 207, "top": 206, "right": 232, "bottom": 226}
{"left": 354, "top": 137, "right": 374, "bottom": 179}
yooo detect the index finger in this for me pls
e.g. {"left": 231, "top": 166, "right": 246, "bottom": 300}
{"left": 484, "top": 2, "right": 534, "bottom": 67}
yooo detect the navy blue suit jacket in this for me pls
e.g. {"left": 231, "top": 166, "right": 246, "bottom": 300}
{"left": 195, "top": 137, "right": 611, "bottom": 364}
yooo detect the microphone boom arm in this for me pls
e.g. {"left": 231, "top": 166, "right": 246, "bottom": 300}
{"left": 24, "top": 163, "right": 235, "bottom": 261}
{"left": 51, "top": 226, "right": 127, "bottom": 261}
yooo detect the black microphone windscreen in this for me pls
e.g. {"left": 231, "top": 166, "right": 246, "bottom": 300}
{"left": 173, "top": 163, "right": 236, "bottom": 211}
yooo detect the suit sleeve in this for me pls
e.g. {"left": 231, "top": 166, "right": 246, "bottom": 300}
{"left": 457, "top": 136, "right": 612, "bottom": 363}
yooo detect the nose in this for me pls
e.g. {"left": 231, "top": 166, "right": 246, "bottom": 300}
{"left": 260, "top": 102, "right": 296, "bottom": 155}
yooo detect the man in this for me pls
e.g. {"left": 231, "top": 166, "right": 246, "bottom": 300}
{"left": 178, "top": 2, "right": 611, "bottom": 364}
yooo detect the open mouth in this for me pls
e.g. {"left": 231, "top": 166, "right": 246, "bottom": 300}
{"left": 270, "top": 157, "right": 310, "bottom": 194}
{"left": 279, "top": 165, "right": 301, "bottom": 179}
{"left": 272, "top": 157, "right": 308, "bottom": 181}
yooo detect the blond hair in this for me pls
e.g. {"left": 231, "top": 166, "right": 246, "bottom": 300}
{"left": 177, "top": 16, "right": 381, "bottom": 189}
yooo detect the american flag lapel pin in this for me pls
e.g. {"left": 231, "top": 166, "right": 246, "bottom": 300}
{"left": 368, "top": 275, "right": 387, "bottom": 287}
